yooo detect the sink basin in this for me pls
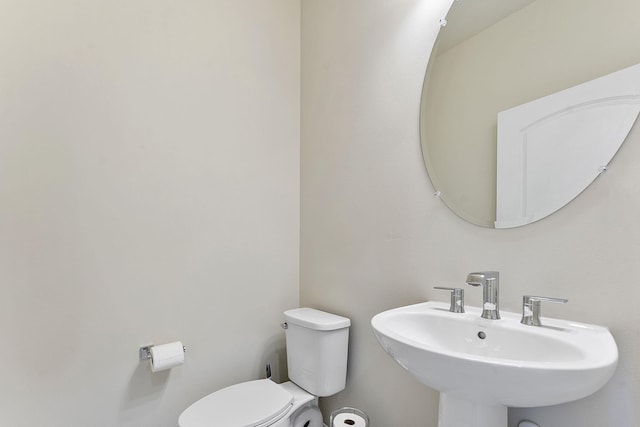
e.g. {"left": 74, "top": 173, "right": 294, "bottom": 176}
{"left": 371, "top": 301, "right": 617, "bottom": 426}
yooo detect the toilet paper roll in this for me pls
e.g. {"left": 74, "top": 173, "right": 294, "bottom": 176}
{"left": 292, "top": 405, "right": 323, "bottom": 427}
{"left": 150, "top": 341, "right": 184, "bottom": 372}
{"left": 332, "top": 413, "right": 367, "bottom": 427}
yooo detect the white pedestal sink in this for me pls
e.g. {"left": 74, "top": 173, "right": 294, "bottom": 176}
{"left": 371, "top": 301, "right": 618, "bottom": 427}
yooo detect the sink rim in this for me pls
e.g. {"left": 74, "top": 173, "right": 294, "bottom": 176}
{"left": 371, "top": 301, "right": 618, "bottom": 371}
{"left": 372, "top": 300, "right": 618, "bottom": 408}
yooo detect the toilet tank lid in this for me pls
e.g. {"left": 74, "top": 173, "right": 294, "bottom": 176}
{"left": 284, "top": 308, "right": 350, "bottom": 331}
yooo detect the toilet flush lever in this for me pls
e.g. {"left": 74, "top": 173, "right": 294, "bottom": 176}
{"left": 434, "top": 287, "right": 465, "bottom": 313}
{"left": 521, "top": 295, "right": 568, "bottom": 326}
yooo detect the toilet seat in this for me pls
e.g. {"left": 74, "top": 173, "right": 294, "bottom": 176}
{"left": 178, "top": 379, "right": 294, "bottom": 427}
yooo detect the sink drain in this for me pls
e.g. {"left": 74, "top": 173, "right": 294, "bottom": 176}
{"left": 477, "top": 331, "right": 487, "bottom": 339}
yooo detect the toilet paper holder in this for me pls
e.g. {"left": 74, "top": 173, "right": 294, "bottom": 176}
{"left": 139, "top": 344, "right": 186, "bottom": 361}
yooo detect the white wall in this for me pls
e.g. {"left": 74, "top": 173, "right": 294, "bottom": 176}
{"left": 0, "top": 1, "right": 300, "bottom": 426}
{"left": 301, "top": 0, "right": 640, "bottom": 426}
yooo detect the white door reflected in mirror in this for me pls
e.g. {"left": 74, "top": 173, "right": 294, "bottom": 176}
{"left": 495, "top": 63, "right": 640, "bottom": 228}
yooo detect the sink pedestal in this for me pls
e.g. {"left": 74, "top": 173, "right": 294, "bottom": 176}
{"left": 438, "top": 393, "right": 507, "bottom": 427}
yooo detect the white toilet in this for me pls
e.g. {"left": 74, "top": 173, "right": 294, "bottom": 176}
{"left": 178, "top": 308, "right": 351, "bottom": 427}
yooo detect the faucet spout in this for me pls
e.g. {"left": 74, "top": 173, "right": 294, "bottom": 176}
{"left": 466, "top": 271, "right": 500, "bottom": 320}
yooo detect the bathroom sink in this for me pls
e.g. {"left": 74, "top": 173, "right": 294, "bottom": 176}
{"left": 371, "top": 301, "right": 618, "bottom": 426}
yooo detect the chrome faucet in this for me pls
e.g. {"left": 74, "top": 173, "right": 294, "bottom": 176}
{"left": 434, "top": 286, "right": 465, "bottom": 313}
{"left": 521, "top": 295, "right": 568, "bottom": 326}
{"left": 466, "top": 271, "right": 500, "bottom": 320}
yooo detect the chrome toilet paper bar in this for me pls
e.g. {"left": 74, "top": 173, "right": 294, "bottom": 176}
{"left": 139, "top": 344, "right": 186, "bottom": 361}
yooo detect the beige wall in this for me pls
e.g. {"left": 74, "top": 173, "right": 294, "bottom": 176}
{"left": 301, "top": 0, "right": 640, "bottom": 426}
{"left": 0, "top": 1, "right": 300, "bottom": 426}
{"left": 3, "top": 1, "right": 640, "bottom": 426}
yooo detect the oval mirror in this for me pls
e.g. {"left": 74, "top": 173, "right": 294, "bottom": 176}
{"left": 420, "top": 0, "right": 640, "bottom": 228}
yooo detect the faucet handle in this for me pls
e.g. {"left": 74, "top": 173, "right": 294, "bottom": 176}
{"left": 521, "top": 295, "right": 568, "bottom": 326}
{"left": 434, "top": 287, "right": 465, "bottom": 313}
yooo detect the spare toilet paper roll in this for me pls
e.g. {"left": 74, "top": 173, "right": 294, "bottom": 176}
{"left": 150, "top": 341, "right": 184, "bottom": 372}
{"left": 332, "top": 413, "right": 367, "bottom": 427}
{"left": 292, "top": 405, "right": 323, "bottom": 427}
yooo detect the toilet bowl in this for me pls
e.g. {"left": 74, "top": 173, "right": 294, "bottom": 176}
{"left": 178, "top": 379, "right": 322, "bottom": 427}
{"left": 178, "top": 308, "right": 350, "bottom": 427}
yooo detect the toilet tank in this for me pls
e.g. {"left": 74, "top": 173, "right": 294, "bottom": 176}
{"left": 283, "top": 308, "right": 350, "bottom": 397}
